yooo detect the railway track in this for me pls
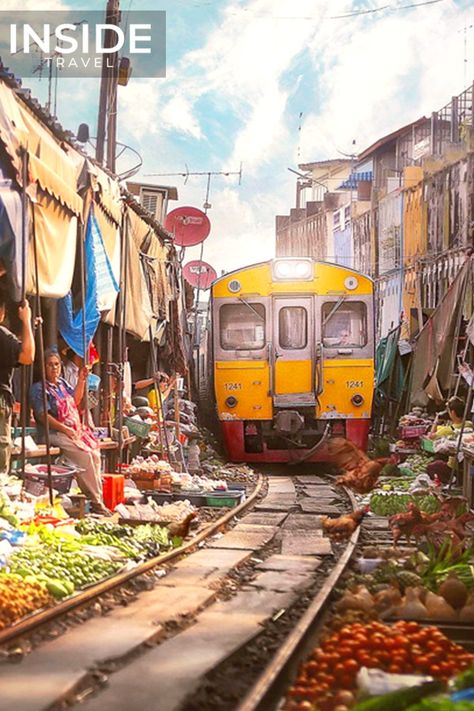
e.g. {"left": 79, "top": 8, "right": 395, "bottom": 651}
{"left": 0, "top": 475, "right": 265, "bottom": 650}
{"left": 0, "top": 468, "right": 361, "bottom": 711}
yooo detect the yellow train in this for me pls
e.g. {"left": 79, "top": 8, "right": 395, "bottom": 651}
{"left": 204, "top": 257, "right": 375, "bottom": 463}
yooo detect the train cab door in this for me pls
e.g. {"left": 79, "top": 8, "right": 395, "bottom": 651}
{"left": 272, "top": 297, "right": 315, "bottom": 407}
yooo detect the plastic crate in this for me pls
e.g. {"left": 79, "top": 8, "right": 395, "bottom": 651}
{"left": 400, "top": 425, "right": 428, "bottom": 439}
{"left": 123, "top": 417, "right": 152, "bottom": 438}
{"left": 11, "top": 427, "right": 37, "bottom": 438}
{"left": 205, "top": 492, "right": 242, "bottom": 508}
{"left": 20, "top": 464, "right": 76, "bottom": 495}
{"left": 102, "top": 474, "right": 125, "bottom": 510}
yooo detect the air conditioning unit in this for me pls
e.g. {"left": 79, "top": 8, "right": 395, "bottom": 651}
{"left": 140, "top": 188, "right": 164, "bottom": 221}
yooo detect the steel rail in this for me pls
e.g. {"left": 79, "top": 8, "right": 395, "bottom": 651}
{"left": 236, "top": 487, "right": 360, "bottom": 711}
{"left": 0, "top": 474, "right": 264, "bottom": 646}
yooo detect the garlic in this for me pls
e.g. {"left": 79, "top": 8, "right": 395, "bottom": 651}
{"left": 425, "top": 591, "right": 457, "bottom": 620}
{"left": 393, "top": 587, "right": 428, "bottom": 620}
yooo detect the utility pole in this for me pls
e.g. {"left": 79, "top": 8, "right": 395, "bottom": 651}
{"left": 96, "top": 0, "right": 120, "bottom": 169}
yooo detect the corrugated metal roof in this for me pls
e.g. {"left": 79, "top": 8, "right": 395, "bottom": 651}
{"left": 357, "top": 117, "right": 428, "bottom": 162}
{"left": 337, "top": 171, "right": 373, "bottom": 190}
{"left": 298, "top": 158, "right": 352, "bottom": 171}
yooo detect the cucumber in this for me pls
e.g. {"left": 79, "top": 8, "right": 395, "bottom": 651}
{"left": 352, "top": 681, "right": 446, "bottom": 711}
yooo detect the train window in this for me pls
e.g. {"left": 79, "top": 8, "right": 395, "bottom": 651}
{"left": 322, "top": 301, "right": 367, "bottom": 348}
{"left": 220, "top": 303, "right": 265, "bottom": 350}
{"left": 279, "top": 307, "right": 307, "bottom": 349}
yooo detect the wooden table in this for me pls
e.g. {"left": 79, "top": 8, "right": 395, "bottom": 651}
{"left": 98, "top": 436, "right": 137, "bottom": 471}
{"left": 12, "top": 446, "right": 60, "bottom": 460}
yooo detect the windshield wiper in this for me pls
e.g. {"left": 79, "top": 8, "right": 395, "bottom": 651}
{"left": 322, "top": 295, "right": 347, "bottom": 327}
{"left": 238, "top": 296, "right": 264, "bottom": 321}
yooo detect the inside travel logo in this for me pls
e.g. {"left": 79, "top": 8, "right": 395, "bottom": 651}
{"left": 0, "top": 11, "right": 166, "bottom": 78}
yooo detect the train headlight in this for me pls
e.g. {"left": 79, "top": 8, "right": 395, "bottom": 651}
{"left": 351, "top": 394, "right": 364, "bottom": 407}
{"left": 225, "top": 396, "right": 238, "bottom": 408}
{"left": 273, "top": 259, "right": 312, "bottom": 281}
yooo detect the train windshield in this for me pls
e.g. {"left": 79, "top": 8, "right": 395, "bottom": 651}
{"left": 322, "top": 301, "right": 367, "bottom": 348}
{"left": 279, "top": 306, "right": 308, "bottom": 349}
{"left": 220, "top": 303, "right": 265, "bottom": 350}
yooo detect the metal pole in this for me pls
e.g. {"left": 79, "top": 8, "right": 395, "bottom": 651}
{"left": 19, "top": 150, "right": 28, "bottom": 478}
{"left": 148, "top": 325, "right": 170, "bottom": 460}
{"left": 31, "top": 205, "right": 54, "bottom": 505}
{"left": 117, "top": 210, "right": 128, "bottom": 469}
{"left": 79, "top": 215, "right": 89, "bottom": 423}
{"left": 192, "top": 172, "right": 212, "bottom": 399}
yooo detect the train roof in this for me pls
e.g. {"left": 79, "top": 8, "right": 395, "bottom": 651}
{"left": 211, "top": 258, "right": 374, "bottom": 288}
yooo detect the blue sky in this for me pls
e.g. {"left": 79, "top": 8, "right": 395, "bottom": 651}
{"left": 3, "top": 0, "right": 474, "bottom": 274}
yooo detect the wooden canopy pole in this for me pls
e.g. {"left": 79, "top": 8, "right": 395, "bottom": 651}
{"left": 31, "top": 204, "right": 54, "bottom": 505}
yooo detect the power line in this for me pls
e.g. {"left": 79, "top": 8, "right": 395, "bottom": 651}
{"left": 230, "top": 0, "right": 445, "bottom": 20}
{"left": 329, "top": 0, "right": 445, "bottom": 20}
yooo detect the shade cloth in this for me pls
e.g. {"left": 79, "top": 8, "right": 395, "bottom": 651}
{"left": 410, "top": 258, "right": 472, "bottom": 406}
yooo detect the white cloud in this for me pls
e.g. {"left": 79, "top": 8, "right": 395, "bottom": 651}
{"left": 161, "top": 94, "right": 202, "bottom": 139}
{"left": 300, "top": 0, "right": 472, "bottom": 160}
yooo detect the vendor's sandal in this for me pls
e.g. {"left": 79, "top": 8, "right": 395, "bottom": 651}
{"left": 91, "top": 503, "right": 113, "bottom": 516}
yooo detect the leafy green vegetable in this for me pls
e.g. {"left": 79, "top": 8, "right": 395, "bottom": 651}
{"left": 454, "top": 666, "right": 474, "bottom": 691}
{"left": 352, "top": 681, "right": 445, "bottom": 710}
{"left": 406, "top": 699, "right": 474, "bottom": 710}
{"left": 418, "top": 541, "right": 474, "bottom": 590}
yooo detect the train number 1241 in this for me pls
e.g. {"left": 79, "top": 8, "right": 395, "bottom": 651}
{"left": 346, "top": 380, "right": 363, "bottom": 388}
{"left": 224, "top": 383, "right": 242, "bottom": 391}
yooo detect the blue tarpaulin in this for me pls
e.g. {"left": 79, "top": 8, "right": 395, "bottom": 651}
{"left": 58, "top": 211, "right": 118, "bottom": 358}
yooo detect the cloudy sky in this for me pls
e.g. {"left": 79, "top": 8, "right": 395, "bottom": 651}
{"left": 2, "top": 0, "right": 474, "bottom": 276}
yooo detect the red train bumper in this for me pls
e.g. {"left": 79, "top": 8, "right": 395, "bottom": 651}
{"left": 220, "top": 419, "right": 370, "bottom": 464}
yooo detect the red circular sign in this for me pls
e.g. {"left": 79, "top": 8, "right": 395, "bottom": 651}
{"left": 165, "top": 206, "right": 211, "bottom": 247}
{"left": 183, "top": 260, "right": 217, "bottom": 290}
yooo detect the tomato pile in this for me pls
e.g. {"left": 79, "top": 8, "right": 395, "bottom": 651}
{"left": 284, "top": 621, "right": 474, "bottom": 711}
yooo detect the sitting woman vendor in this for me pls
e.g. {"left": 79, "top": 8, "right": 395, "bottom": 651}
{"left": 30, "top": 348, "right": 110, "bottom": 515}
{"left": 427, "top": 395, "right": 471, "bottom": 484}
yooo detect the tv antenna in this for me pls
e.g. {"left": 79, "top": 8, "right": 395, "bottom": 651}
{"left": 144, "top": 163, "right": 243, "bottom": 212}
{"left": 459, "top": 23, "right": 473, "bottom": 87}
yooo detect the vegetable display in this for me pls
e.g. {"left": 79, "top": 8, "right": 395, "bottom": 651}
{"left": 283, "top": 621, "right": 474, "bottom": 711}
{"left": 0, "top": 573, "right": 53, "bottom": 629}
{"left": 370, "top": 494, "right": 441, "bottom": 516}
{"left": 8, "top": 545, "right": 122, "bottom": 597}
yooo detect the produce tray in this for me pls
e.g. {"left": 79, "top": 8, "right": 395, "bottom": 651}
{"left": 205, "top": 491, "right": 243, "bottom": 508}
{"left": 389, "top": 444, "right": 418, "bottom": 454}
{"left": 19, "top": 464, "right": 76, "bottom": 495}
{"left": 146, "top": 491, "right": 207, "bottom": 507}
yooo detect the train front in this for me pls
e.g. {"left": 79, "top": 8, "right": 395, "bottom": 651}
{"left": 211, "top": 258, "right": 374, "bottom": 463}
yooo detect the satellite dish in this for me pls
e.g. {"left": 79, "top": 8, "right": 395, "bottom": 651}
{"left": 165, "top": 206, "right": 211, "bottom": 247}
{"left": 183, "top": 260, "right": 217, "bottom": 290}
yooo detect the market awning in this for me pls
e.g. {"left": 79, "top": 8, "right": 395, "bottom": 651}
{"left": 337, "top": 171, "right": 373, "bottom": 190}
{"left": 27, "top": 195, "right": 78, "bottom": 299}
{"left": 0, "top": 79, "right": 85, "bottom": 298}
{"left": 410, "top": 259, "right": 472, "bottom": 406}
{"left": 0, "top": 177, "right": 24, "bottom": 301}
